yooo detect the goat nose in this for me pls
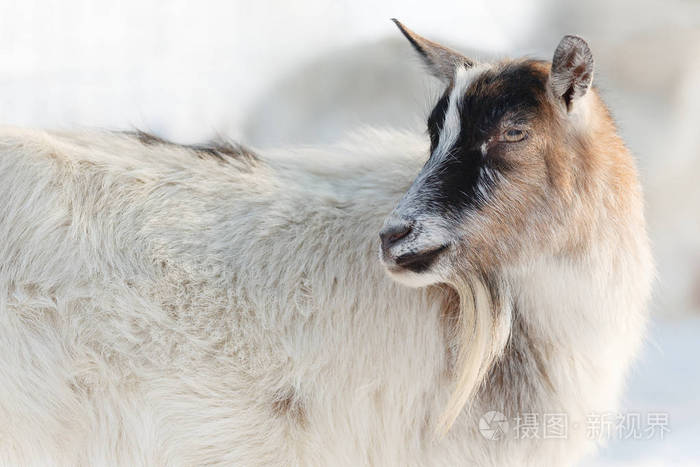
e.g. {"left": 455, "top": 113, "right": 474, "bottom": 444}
{"left": 379, "top": 221, "right": 413, "bottom": 250}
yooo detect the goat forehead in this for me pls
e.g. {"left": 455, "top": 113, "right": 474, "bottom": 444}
{"left": 431, "top": 64, "right": 493, "bottom": 163}
{"left": 461, "top": 61, "right": 549, "bottom": 125}
{"left": 431, "top": 61, "right": 548, "bottom": 161}
{"left": 406, "top": 62, "right": 550, "bottom": 217}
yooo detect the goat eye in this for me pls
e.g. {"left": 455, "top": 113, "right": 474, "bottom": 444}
{"left": 501, "top": 128, "right": 527, "bottom": 142}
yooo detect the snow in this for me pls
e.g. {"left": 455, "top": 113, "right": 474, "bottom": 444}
{"left": 587, "top": 317, "right": 700, "bottom": 466}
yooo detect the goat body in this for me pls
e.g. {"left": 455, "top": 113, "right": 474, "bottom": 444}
{"left": 0, "top": 123, "right": 651, "bottom": 466}
{"left": 0, "top": 25, "right": 653, "bottom": 467}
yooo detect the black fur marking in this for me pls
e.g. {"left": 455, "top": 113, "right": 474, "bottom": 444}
{"left": 422, "top": 61, "right": 548, "bottom": 216}
{"left": 427, "top": 92, "right": 450, "bottom": 152}
{"left": 459, "top": 62, "right": 545, "bottom": 143}
{"left": 187, "top": 141, "right": 259, "bottom": 165}
{"left": 126, "top": 130, "right": 259, "bottom": 166}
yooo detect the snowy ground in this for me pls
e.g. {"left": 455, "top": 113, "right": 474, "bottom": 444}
{"left": 588, "top": 317, "right": 700, "bottom": 466}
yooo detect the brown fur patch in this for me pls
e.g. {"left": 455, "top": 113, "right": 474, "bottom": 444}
{"left": 450, "top": 58, "right": 640, "bottom": 269}
{"left": 483, "top": 311, "right": 554, "bottom": 416}
{"left": 271, "top": 387, "right": 307, "bottom": 427}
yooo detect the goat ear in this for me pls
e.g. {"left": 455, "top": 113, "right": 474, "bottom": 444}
{"left": 550, "top": 35, "right": 594, "bottom": 111}
{"left": 392, "top": 19, "right": 473, "bottom": 83}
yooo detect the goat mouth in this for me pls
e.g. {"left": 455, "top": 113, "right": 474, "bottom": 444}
{"left": 392, "top": 245, "right": 448, "bottom": 273}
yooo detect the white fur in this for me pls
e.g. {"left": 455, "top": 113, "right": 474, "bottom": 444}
{"left": 0, "top": 125, "right": 651, "bottom": 466}
{"left": 568, "top": 89, "right": 595, "bottom": 130}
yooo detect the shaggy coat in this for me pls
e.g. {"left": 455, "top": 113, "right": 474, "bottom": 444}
{"left": 0, "top": 26, "right": 652, "bottom": 467}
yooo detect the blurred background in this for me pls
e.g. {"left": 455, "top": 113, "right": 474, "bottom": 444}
{"left": 0, "top": 1, "right": 697, "bottom": 465}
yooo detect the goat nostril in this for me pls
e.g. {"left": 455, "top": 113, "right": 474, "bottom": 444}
{"left": 380, "top": 223, "right": 413, "bottom": 249}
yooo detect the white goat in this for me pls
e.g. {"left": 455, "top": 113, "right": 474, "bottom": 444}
{"left": 0, "top": 21, "right": 652, "bottom": 466}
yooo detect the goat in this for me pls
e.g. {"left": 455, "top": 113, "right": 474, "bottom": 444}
{"left": 0, "top": 21, "right": 652, "bottom": 466}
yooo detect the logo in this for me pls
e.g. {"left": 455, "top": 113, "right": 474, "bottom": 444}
{"left": 479, "top": 411, "right": 509, "bottom": 440}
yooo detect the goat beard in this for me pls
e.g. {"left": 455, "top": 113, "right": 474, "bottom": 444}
{"left": 434, "top": 272, "right": 513, "bottom": 437}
